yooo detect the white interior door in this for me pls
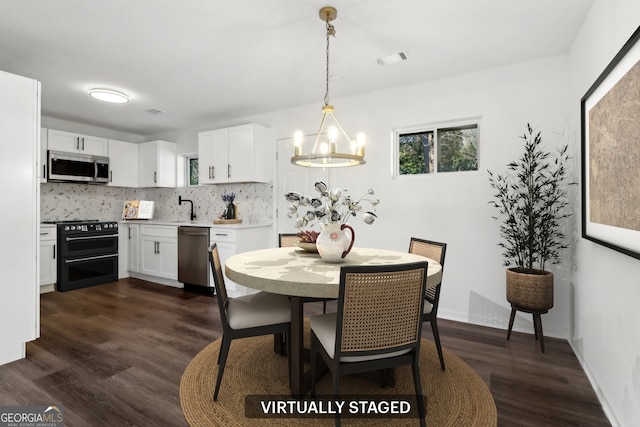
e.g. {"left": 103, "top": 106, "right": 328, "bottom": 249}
{"left": 276, "top": 136, "right": 331, "bottom": 235}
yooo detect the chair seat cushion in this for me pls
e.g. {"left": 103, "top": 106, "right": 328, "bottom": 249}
{"left": 310, "top": 313, "right": 411, "bottom": 362}
{"left": 423, "top": 301, "right": 433, "bottom": 314}
{"left": 228, "top": 291, "right": 291, "bottom": 329}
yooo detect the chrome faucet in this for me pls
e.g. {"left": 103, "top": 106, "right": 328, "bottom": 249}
{"left": 178, "top": 196, "right": 196, "bottom": 221}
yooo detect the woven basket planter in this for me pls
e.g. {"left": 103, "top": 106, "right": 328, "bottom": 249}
{"left": 506, "top": 267, "right": 554, "bottom": 312}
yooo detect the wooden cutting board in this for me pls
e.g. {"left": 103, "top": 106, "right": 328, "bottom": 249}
{"left": 213, "top": 219, "right": 242, "bottom": 224}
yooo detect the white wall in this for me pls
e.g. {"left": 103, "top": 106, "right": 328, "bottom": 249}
{"left": 0, "top": 70, "right": 39, "bottom": 365}
{"left": 568, "top": 1, "right": 640, "bottom": 426}
{"left": 151, "top": 55, "right": 574, "bottom": 339}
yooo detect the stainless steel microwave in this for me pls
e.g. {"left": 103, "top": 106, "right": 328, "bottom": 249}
{"left": 47, "top": 150, "right": 110, "bottom": 183}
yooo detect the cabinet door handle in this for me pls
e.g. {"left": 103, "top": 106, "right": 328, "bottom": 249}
{"left": 227, "top": 164, "right": 231, "bottom": 178}
{"left": 215, "top": 233, "right": 228, "bottom": 237}
{"left": 209, "top": 166, "right": 213, "bottom": 179}
{"left": 76, "top": 137, "right": 80, "bottom": 150}
{"left": 53, "top": 244, "right": 56, "bottom": 260}
{"left": 154, "top": 171, "right": 157, "bottom": 183}
{"left": 128, "top": 228, "right": 131, "bottom": 239}
{"left": 212, "top": 166, "right": 215, "bottom": 179}
{"left": 82, "top": 137, "right": 85, "bottom": 151}
{"left": 43, "top": 164, "right": 46, "bottom": 179}
{"left": 110, "top": 170, "right": 113, "bottom": 182}
{"left": 157, "top": 241, "right": 160, "bottom": 254}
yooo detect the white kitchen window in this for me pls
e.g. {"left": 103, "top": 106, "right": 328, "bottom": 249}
{"left": 394, "top": 120, "right": 479, "bottom": 176}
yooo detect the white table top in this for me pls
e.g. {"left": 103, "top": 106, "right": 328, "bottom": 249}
{"left": 225, "top": 246, "right": 442, "bottom": 299}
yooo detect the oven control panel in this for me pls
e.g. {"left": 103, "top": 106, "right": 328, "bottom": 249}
{"left": 61, "top": 221, "right": 119, "bottom": 235}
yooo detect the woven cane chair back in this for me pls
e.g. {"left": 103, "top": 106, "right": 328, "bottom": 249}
{"left": 337, "top": 262, "right": 428, "bottom": 355}
{"left": 209, "top": 244, "right": 229, "bottom": 314}
{"left": 278, "top": 233, "right": 298, "bottom": 248}
{"left": 409, "top": 237, "right": 446, "bottom": 303}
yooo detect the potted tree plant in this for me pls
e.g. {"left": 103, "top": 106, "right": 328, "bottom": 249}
{"left": 488, "top": 123, "right": 574, "bottom": 346}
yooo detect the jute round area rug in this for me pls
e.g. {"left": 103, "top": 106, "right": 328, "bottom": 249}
{"left": 180, "top": 333, "right": 497, "bottom": 427}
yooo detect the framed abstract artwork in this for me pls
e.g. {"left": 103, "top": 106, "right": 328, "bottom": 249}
{"left": 581, "top": 24, "right": 640, "bottom": 260}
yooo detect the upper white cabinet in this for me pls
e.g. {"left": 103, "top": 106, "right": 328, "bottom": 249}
{"left": 138, "top": 140, "right": 176, "bottom": 187}
{"left": 108, "top": 139, "right": 138, "bottom": 187}
{"left": 39, "top": 127, "right": 48, "bottom": 183}
{"left": 198, "top": 129, "right": 223, "bottom": 184}
{"left": 198, "top": 123, "right": 271, "bottom": 184}
{"left": 47, "top": 129, "right": 109, "bottom": 157}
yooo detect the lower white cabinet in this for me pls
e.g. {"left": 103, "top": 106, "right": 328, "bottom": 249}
{"left": 39, "top": 225, "right": 57, "bottom": 291}
{"left": 117, "top": 223, "right": 136, "bottom": 278}
{"left": 128, "top": 223, "right": 139, "bottom": 273}
{"left": 210, "top": 226, "right": 270, "bottom": 298}
{"left": 139, "top": 225, "right": 177, "bottom": 280}
{"left": 128, "top": 223, "right": 270, "bottom": 294}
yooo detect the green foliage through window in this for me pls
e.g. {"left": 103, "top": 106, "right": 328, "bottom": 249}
{"left": 397, "top": 123, "right": 478, "bottom": 175}
{"left": 188, "top": 158, "right": 199, "bottom": 186}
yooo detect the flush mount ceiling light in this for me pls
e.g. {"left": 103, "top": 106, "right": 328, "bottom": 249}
{"left": 291, "top": 6, "right": 366, "bottom": 168}
{"left": 89, "top": 88, "right": 129, "bottom": 103}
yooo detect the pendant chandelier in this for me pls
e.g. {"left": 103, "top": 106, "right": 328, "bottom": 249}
{"left": 291, "top": 6, "right": 366, "bottom": 168}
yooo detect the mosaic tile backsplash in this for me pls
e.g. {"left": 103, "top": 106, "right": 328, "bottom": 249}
{"left": 40, "top": 182, "right": 273, "bottom": 224}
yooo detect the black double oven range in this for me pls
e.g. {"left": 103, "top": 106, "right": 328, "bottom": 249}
{"left": 45, "top": 220, "right": 119, "bottom": 292}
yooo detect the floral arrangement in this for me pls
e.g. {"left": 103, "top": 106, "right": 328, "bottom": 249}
{"left": 285, "top": 181, "right": 379, "bottom": 229}
{"left": 221, "top": 192, "right": 235, "bottom": 205}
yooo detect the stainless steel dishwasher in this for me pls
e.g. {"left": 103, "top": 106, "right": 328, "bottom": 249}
{"left": 178, "top": 226, "right": 212, "bottom": 291}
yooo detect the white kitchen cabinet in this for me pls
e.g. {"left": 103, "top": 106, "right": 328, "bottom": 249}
{"left": 39, "top": 225, "right": 56, "bottom": 291}
{"left": 47, "top": 129, "right": 109, "bottom": 157}
{"left": 209, "top": 225, "right": 270, "bottom": 297}
{"left": 198, "top": 129, "right": 223, "bottom": 184}
{"left": 198, "top": 123, "right": 271, "bottom": 184}
{"left": 138, "top": 140, "right": 176, "bottom": 187}
{"left": 127, "top": 223, "right": 139, "bottom": 273}
{"left": 109, "top": 139, "right": 138, "bottom": 187}
{"left": 117, "top": 223, "right": 130, "bottom": 278}
{"left": 39, "top": 127, "right": 48, "bottom": 183}
{"left": 139, "top": 225, "right": 177, "bottom": 280}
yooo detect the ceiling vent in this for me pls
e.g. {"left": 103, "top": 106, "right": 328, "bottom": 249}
{"left": 144, "top": 108, "right": 164, "bottom": 115}
{"left": 376, "top": 51, "right": 409, "bottom": 66}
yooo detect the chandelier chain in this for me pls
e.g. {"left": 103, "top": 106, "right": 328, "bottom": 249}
{"left": 324, "top": 19, "right": 334, "bottom": 106}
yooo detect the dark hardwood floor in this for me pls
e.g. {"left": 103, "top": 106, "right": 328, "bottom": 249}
{"left": 0, "top": 278, "right": 609, "bottom": 426}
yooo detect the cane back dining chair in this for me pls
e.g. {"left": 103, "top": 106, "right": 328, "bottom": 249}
{"left": 208, "top": 243, "right": 292, "bottom": 401}
{"left": 409, "top": 237, "right": 447, "bottom": 371}
{"left": 310, "top": 262, "right": 429, "bottom": 427}
{"left": 278, "top": 233, "right": 299, "bottom": 248}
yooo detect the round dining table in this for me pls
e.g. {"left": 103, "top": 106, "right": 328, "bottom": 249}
{"left": 225, "top": 246, "right": 442, "bottom": 397}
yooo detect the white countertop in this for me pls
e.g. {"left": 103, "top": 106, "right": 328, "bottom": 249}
{"left": 119, "top": 219, "right": 272, "bottom": 229}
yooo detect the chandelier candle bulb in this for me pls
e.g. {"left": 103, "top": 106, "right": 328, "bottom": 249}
{"left": 294, "top": 131, "right": 303, "bottom": 156}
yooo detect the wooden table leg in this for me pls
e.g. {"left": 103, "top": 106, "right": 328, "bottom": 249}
{"left": 290, "top": 296, "right": 305, "bottom": 397}
{"left": 273, "top": 333, "right": 285, "bottom": 355}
